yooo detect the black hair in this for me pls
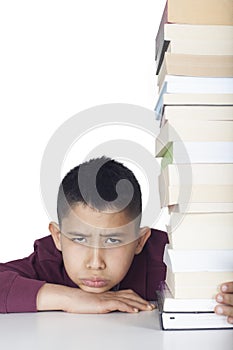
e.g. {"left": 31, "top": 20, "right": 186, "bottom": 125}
{"left": 57, "top": 156, "right": 142, "bottom": 227}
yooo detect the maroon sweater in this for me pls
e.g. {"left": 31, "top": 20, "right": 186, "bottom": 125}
{"left": 0, "top": 229, "right": 168, "bottom": 313}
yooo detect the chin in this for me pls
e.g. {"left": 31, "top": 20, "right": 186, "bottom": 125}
{"left": 80, "top": 285, "right": 110, "bottom": 293}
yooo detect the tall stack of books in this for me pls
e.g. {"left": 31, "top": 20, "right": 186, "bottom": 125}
{"left": 154, "top": 0, "right": 233, "bottom": 330}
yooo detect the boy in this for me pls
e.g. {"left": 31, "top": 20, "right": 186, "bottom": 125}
{"left": 0, "top": 157, "right": 232, "bottom": 323}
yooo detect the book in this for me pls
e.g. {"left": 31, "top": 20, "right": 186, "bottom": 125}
{"left": 160, "top": 76, "right": 233, "bottom": 94}
{"left": 160, "top": 164, "right": 233, "bottom": 186}
{"left": 161, "top": 93, "right": 233, "bottom": 106}
{"left": 157, "top": 53, "right": 233, "bottom": 90}
{"left": 155, "top": 89, "right": 233, "bottom": 122}
{"left": 156, "top": 21, "right": 233, "bottom": 72}
{"left": 166, "top": 268, "right": 233, "bottom": 299}
{"left": 165, "top": 39, "right": 233, "bottom": 56}
{"left": 158, "top": 310, "right": 233, "bottom": 330}
{"left": 164, "top": 245, "right": 233, "bottom": 272}
{"left": 156, "top": 282, "right": 217, "bottom": 312}
{"left": 156, "top": 120, "right": 233, "bottom": 157}
{"left": 159, "top": 181, "right": 233, "bottom": 207}
{"left": 161, "top": 106, "right": 233, "bottom": 127}
{"left": 167, "top": 212, "right": 233, "bottom": 250}
{"left": 168, "top": 203, "right": 233, "bottom": 214}
{"left": 159, "top": 163, "right": 233, "bottom": 205}
{"left": 156, "top": 283, "right": 233, "bottom": 330}
{"left": 156, "top": 141, "right": 233, "bottom": 164}
{"left": 164, "top": 24, "right": 233, "bottom": 42}
{"left": 164, "top": 244, "right": 233, "bottom": 297}
{"left": 161, "top": 1, "right": 233, "bottom": 26}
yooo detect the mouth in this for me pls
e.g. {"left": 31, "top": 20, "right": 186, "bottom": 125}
{"left": 80, "top": 278, "right": 109, "bottom": 288}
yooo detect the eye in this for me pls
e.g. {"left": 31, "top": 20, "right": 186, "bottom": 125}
{"left": 105, "top": 237, "right": 122, "bottom": 245}
{"left": 71, "top": 237, "right": 87, "bottom": 244}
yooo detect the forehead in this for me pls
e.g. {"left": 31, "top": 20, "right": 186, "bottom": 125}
{"left": 61, "top": 203, "right": 137, "bottom": 234}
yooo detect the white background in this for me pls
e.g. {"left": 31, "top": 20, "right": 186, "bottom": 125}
{"left": 0, "top": 0, "right": 167, "bottom": 262}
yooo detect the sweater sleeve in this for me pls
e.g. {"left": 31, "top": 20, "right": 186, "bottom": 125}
{"left": 0, "top": 244, "right": 49, "bottom": 313}
{"left": 0, "top": 270, "right": 46, "bottom": 313}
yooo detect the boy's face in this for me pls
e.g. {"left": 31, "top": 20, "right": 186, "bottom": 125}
{"left": 50, "top": 204, "right": 151, "bottom": 293}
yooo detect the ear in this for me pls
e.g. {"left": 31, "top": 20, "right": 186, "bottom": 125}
{"left": 49, "top": 222, "right": 62, "bottom": 251}
{"left": 134, "top": 227, "right": 151, "bottom": 255}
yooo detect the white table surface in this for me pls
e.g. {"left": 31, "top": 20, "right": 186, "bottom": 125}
{"left": 0, "top": 310, "right": 232, "bottom": 350}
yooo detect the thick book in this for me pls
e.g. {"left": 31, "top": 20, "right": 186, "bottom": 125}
{"left": 163, "top": 38, "right": 233, "bottom": 57}
{"left": 159, "top": 181, "right": 233, "bottom": 206}
{"left": 164, "top": 245, "right": 233, "bottom": 297}
{"left": 168, "top": 202, "right": 233, "bottom": 214}
{"left": 156, "top": 120, "right": 233, "bottom": 158}
{"left": 160, "top": 76, "right": 233, "bottom": 94}
{"left": 161, "top": 1, "right": 233, "bottom": 25}
{"left": 160, "top": 163, "right": 233, "bottom": 186}
{"left": 156, "top": 20, "right": 233, "bottom": 72}
{"left": 164, "top": 244, "right": 233, "bottom": 298}
{"left": 166, "top": 268, "right": 233, "bottom": 299}
{"left": 157, "top": 142, "right": 233, "bottom": 166}
{"left": 167, "top": 212, "right": 233, "bottom": 250}
{"left": 158, "top": 309, "right": 233, "bottom": 331}
{"left": 156, "top": 283, "right": 233, "bottom": 330}
{"left": 161, "top": 93, "right": 233, "bottom": 106}
{"left": 155, "top": 88, "right": 233, "bottom": 122}
{"left": 159, "top": 163, "right": 233, "bottom": 206}
{"left": 156, "top": 282, "right": 217, "bottom": 312}
{"left": 157, "top": 53, "right": 233, "bottom": 90}
{"left": 161, "top": 106, "right": 233, "bottom": 127}
{"left": 164, "top": 245, "right": 233, "bottom": 272}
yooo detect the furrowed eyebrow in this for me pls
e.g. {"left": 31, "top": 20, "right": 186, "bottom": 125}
{"left": 65, "top": 232, "right": 91, "bottom": 237}
{"left": 99, "top": 233, "right": 125, "bottom": 238}
{"left": 64, "top": 231, "right": 125, "bottom": 238}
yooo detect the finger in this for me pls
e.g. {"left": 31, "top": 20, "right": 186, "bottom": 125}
{"left": 227, "top": 316, "right": 233, "bottom": 325}
{"left": 214, "top": 304, "right": 233, "bottom": 318}
{"left": 116, "top": 294, "right": 155, "bottom": 310}
{"left": 104, "top": 292, "right": 155, "bottom": 312}
{"left": 114, "top": 296, "right": 155, "bottom": 311}
{"left": 216, "top": 292, "right": 233, "bottom": 307}
{"left": 220, "top": 282, "right": 233, "bottom": 293}
{"left": 112, "top": 289, "right": 152, "bottom": 307}
{"left": 101, "top": 300, "right": 142, "bottom": 314}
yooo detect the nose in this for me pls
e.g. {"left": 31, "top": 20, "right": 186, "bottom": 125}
{"left": 86, "top": 247, "right": 106, "bottom": 270}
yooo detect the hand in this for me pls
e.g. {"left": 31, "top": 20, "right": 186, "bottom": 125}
{"left": 65, "top": 288, "right": 155, "bottom": 314}
{"left": 215, "top": 282, "right": 233, "bottom": 324}
{"left": 37, "top": 284, "right": 155, "bottom": 314}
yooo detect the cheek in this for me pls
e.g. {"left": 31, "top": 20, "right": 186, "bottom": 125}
{"left": 107, "top": 246, "right": 136, "bottom": 274}
{"left": 61, "top": 241, "right": 85, "bottom": 270}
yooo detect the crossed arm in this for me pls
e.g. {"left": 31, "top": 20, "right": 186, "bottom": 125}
{"left": 36, "top": 281, "right": 233, "bottom": 324}
{"left": 36, "top": 284, "right": 155, "bottom": 314}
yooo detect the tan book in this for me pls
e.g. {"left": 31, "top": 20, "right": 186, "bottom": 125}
{"left": 156, "top": 120, "right": 233, "bottom": 156}
{"left": 167, "top": 212, "right": 233, "bottom": 250}
{"left": 159, "top": 182, "right": 233, "bottom": 207}
{"left": 166, "top": 269, "right": 233, "bottom": 299}
{"left": 164, "top": 243, "right": 233, "bottom": 298}
{"left": 168, "top": 202, "right": 233, "bottom": 214}
{"left": 161, "top": 106, "right": 233, "bottom": 127}
{"left": 156, "top": 94, "right": 233, "bottom": 122}
{"left": 167, "top": 39, "right": 233, "bottom": 56}
{"left": 160, "top": 163, "right": 233, "bottom": 186}
{"left": 157, "top": 53, "right": 233, "bottom": 90}
{"left": 165, "top": 0, "right": 233, "bottom": 26}
{"left": 162, "top": 93, "right": 233, "bottom": 106}
{"left": 164, "top": 24, "right": 233, "bottom": 42}
{"left": 156, "top": 20, "right": 233, "bottom": 72}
